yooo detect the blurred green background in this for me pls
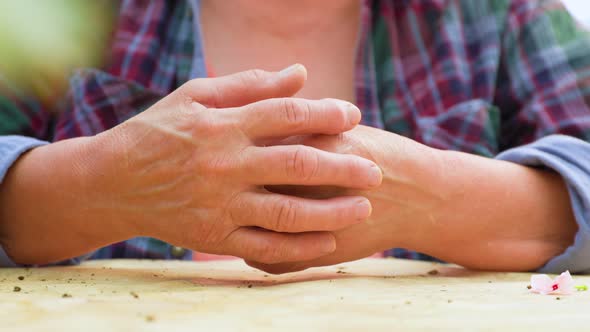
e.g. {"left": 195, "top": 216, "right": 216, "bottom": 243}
{"left": 0, "top": 1, "right": 115, "bottom": 104}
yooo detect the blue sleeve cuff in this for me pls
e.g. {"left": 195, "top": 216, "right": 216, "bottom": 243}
{"left": 0, "top": 135, "right": 48, "bottom": 181}
{"left": 0, "top": 245, "right": 19, "bottom": 267}
{"left": 0, "top": 136, "right": 48, "bottom": 267}
{"left": 496, "top": 134, "right": 590, "bottom": 274}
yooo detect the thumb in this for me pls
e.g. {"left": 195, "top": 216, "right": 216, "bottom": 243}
{"left": 178, "top": 64, "right": 307, "bottom": 108}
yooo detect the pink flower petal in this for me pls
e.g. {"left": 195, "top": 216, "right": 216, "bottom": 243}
{"left": 531, "top": 274, "right": 554, "bottom": 295}
{"left": 555, "top": 271, "right": 575, "bottom": 295}
{"left": 530, "top": 271, "right": 575, "bottom": 295}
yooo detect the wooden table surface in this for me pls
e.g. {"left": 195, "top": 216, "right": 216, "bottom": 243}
{"left": 0, "top": 258, "right": 589, "bottom": 331}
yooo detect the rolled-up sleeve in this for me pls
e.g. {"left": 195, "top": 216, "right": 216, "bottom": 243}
{"left": 0, "top": 135, "right": 47, "bottom": 180}
{"left": 497, "top": 134, "right": 590, "bottom": 273}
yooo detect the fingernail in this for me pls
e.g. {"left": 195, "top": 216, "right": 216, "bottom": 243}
{"left": 367, "top": 163, "right": 383, "bottom": 187}
{"left": 345, "top": 102, "right": 361, "bottom": 127}
{"left": 355, "top": 199, "right": 372, "bottom": 221}
{"left": 279, "top": 63, "right": 302, "bottom": 77}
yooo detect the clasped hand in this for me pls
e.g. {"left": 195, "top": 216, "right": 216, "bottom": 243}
{"left": 98, "top": 64, "right": 383, "bottom": 264}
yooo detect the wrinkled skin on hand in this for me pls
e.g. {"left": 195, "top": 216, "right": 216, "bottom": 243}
{"left": 248, "top": 125, "right": 445, "bottom": 273}
{"left": 92, "top": 67, "right": 384, "bottom": 264}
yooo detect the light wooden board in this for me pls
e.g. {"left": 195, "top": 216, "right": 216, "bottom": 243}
{"left": 0, "top": 258, "right": 589, "bottom": 331}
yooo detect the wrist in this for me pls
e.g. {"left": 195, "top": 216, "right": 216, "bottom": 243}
{"left": 0, "top": 134, "right": 135, "bottom": 264}
{"left": 377, "top": 139, "right": 449, "bottom": 251}
{"left": 74, "top": 131, "right": 144, "bottom": 239}
{"left": 412, "top": 149, "right": 576, "bottom": 270}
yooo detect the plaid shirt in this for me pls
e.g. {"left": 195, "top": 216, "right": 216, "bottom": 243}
{"left": 1, "top": 0, "right": 590, "bottom": 263}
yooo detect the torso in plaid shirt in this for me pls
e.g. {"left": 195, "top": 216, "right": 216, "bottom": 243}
{"left": 1, "top": 0, "right": 590, "bottom": 262}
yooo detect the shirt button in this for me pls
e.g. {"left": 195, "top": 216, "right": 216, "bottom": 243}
{"left": 170, "top": 246, "right": 186, "bottom": 258}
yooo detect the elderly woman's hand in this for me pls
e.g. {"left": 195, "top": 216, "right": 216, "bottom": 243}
{"left": 246, "top": 125, "right": 576, "bottom": 274}
{"left": 245, "top": 125, "right": 440, "bottom": 273}
{"left": 0, "top": 65, "right": 383, "bottom": 265}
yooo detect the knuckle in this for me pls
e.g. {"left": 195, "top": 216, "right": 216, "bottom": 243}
{"left": 184, "top": 78, "right": 223, "bottom": 107}
{"left": 282, "top": 99, "right": 299, "bottom": 125}
{"left": 210, "top": 155, "right": 237, "bottom": 175}
{"left": 344, "top": 155, "right": 359, "bottom": 174}
{"left": 280, "top": 99, "right": 310, "bottom": 128}
{"left": 341, "top": 157, "right": 364, "bottom": 185}
{"left": 244, "top": 69, "right": 267, "bottom": 83}
{"left": 192, "top": 114, "right": 225, "bottom": 136}
{"left": 257, "top": 241, "right": 287, "bottom": 264}
{"left": 272, "top": 198, "right": 299, "bottom": 232}
{"left": 226, "top": 192, "right": 249, "bottom": 226}
{"left": 205, "top": 84, "right": 224, "bottom": 108}
{"left": 181, "top": 78, "right": 202, "bottom": 93}
{"left": 285, "top": 146, "right": 320, "bottom": 182}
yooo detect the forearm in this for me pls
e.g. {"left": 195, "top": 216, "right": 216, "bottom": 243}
{"left": 0, "top": 135, "right": 134, "bottom": 265}
{"left": 242, "top": 130, "right": 586, "bottom": 275}
{"left": 403, "top": 149, "right": 577, "bottom": 271}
